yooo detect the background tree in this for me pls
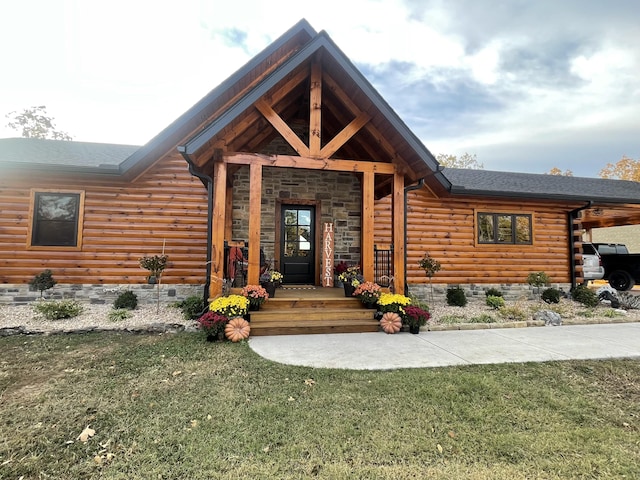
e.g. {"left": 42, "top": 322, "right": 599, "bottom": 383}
{"left": 546, "top": 167, "right": 573, "bottom": 176}
{"left": 5, "top": 106, "right": 72, "bottom": 140}
{"left": 599, "top": 155, "right": 640, "bottom": 181}
{"left": 436, "top": 152, "right": 483, "bottom": 169}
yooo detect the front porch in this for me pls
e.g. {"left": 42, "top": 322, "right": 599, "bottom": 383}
{"left": 242, "top": 285, "right": 380, "bottom": 336}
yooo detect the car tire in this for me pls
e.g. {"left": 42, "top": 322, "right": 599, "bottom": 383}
{"left": 608, "top": 270, "right": 635, "bottom": 291}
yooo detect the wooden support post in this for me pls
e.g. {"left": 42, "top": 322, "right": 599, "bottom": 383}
{"left": 309, "top": 61, "right": 322, "bottom": 157}
{"left": 247, "top": 162, "right": 263, "bottom": 285}
{"left": 224, "top": 184, "right": 233, "bottom": 241}
{"left": 210, "top": 161, "right": 227, "bottom": 299}
{"left": 392, "top": 172, "right": 405, "bottom": 294}
{"left": 361, "top": 171, "right": 375, "bottom": 281}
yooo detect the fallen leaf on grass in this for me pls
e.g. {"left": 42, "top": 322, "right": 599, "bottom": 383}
{"left": 77, "top": 426, "right": 96, "bottom": 443}
{"left": 190, "top": 420, "right": 198, "bottom": 428}
{"left": 304, "top": 378, "right": 316, "bottom": 386}
{"left": 448, "top": 431, "right": 456, "bottom": 438}
{"left": 437, "top": 444, "right": 443, "bottom": 454}
{"left": 263, "top": 446, "right": 270, "bottom": 452}
{"left": 172, "top": 370, "right": 182, "bottom": 377}
{"left": 288, "top": 396, "right": 295, "bottom": 402}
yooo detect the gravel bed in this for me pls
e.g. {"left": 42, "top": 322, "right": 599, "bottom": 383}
{"left": 1, "top": 298, "right": 638, "bottom": 336}
{"left": 0, "top": 303, "right": 195, "bottom": 335}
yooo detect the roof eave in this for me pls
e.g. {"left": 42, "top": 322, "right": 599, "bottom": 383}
{"left": 449, "top": 186, "right": 640, "bottom": 205}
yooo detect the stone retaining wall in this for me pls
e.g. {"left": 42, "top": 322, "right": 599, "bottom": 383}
{"left": 407, "top": 282, "right": 572, "bottom": 304}
{"left": 0, "top": 283, "right": 205, "bottom": 306}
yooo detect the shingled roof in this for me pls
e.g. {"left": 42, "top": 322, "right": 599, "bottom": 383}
{"left": 443, "top": 167, "right": 640, "bottom": 204}
{"left": 0, "top": 137, "right": 140, "bottom": 173}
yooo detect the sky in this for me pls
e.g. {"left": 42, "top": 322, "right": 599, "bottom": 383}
{"left": 1, "top": 0, "right": 638, "bottom": 177}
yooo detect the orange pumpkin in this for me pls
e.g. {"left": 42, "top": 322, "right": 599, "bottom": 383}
{"left": 380, "top": 312, "right": 402, "bottom": 334}
{"left": 225, "top": 317, "right": 251, "bottom": 342}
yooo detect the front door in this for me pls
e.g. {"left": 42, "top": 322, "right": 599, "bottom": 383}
{"left": 281, "top": 205, "right": 315, "bottom": 284}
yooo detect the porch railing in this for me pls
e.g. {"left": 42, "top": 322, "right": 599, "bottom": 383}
{"left": 374, "top": 244, "right": 394, "bottom": 289}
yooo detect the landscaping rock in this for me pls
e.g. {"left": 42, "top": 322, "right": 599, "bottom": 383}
{"left": 533, "top": 310, "right": 563, "bottom": 326}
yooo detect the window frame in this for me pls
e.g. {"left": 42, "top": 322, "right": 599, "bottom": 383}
{"left": 475, "top": 211, "right": 533, "bottom": 246}
{"left": 27, "top": 189, "right": 85, "bottom": 250}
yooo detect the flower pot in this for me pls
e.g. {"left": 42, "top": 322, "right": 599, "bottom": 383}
{"left": 262, "top": 282, "right": 276, "bottom": 298}
{"left": 409, "top": 325, "right": 420, "bottom": 334}
{"left": 362, "top": 301, "right": 378, "bottom": 309}
{"left": 248, "top": 301, "right": 261, "bottom": 312}
{"left": 343, "top": 282, "right": 355, "bottom": 298}
{"left": 147, "top": 275, "right": 157, "bottom": 285}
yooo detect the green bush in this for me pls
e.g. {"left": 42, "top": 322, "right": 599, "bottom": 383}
{"left": 109, "top": 308, "right": 132, "bottom": 322}
{"left": 571, "top": 285, "right": 598, "bottom": 308}
{"left": 541, "top": 288, "right": 561, "bottom": 304}
{"left": 174, "top": 295, "right": 207, "bottom": 320}
{"left": 446, "top": 286, "right": 467, "bottom": 307}
{"left": 499, "top": 305, "right": 527, "bottom": 321}
{"left": 469, "top": 314, "right": 496, "bottom": 323}
{"left": 114, "top": 290, "right": 138, "bottom": 310}
{"left": 34, "top": 300, "right": 83, "bottom": 320}
{"left": 527, "top": 271, "right": 550, "bottom": 288}
{"left": 484, "top": 287, "right": 503, "bottom": 298}
{"left": 29, "top": 270, "right": 56, "bottom": 297}
{"left": 486, "top": 295, "right": 505, "bottom": 310}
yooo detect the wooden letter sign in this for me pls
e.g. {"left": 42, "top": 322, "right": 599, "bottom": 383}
{"left": 322, "top": 222, "right": 334, "bottom": 287}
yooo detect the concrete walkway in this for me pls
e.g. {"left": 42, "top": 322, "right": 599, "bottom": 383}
{"left": 249, "top": 322, "right": 640, "bottom": 370}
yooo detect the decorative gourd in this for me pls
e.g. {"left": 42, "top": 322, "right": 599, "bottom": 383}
{"left": 225, "top": 316, "right": 250, "bottom": 342}
{"left": 380, "top": 312, "right": 402, "bottom": 334}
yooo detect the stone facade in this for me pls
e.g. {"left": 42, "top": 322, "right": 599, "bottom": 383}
{"left": 0, "top": 283, "right": 204, "bottom": 306}
{"left": 407, "top": 282, "right": 573, "bottom": 305}
{"left": 230, "top": 166, "right": 363, "bottom": 269}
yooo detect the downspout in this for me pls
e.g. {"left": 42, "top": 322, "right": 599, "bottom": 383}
{"left": 178, "top": 146, "right": 213, "bottom": 305}
{"left": 403, "top": 178, "right": 425, "bottom": 296}
{"left": 568, "top": 201, "right": 592, "bottom": 290}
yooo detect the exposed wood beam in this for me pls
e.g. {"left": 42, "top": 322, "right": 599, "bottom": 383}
{"left": 320, "top": 111, "right": 371, "bottom": 158}
{"left": 247, "top": 163, "right": 263, "bottom": 285}
{"left": 361, "top": 171, "right": 375, "bottom": 281}
{"left": 255, "top": 99, "right": 310, "bottom": 157}
{"left": 309, "top": 61, "right": 322, "bottom": 156}
{"left": 225, "top": 152, "right": 396, "bottom": 174}
{"left": 210, "top": 161, "right": 227, "bottom": 298}
{"left": 392, "top": 171, "right": 405, "bottom": 295}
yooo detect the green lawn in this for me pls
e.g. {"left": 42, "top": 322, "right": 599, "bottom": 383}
{"left": 1, "top": 332, "right": 638, "bottom": 479}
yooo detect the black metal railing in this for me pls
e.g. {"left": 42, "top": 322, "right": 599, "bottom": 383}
{"left": 374, "top": 244, "right": 394, "bottom": 289}
{"left": 223, "top": 241, "right": 275, "bottom": 288}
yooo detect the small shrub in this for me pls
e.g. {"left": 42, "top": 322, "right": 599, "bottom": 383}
{"left": 601, "top": 309, "right": 624, "bottom": 318}
{"left": 175, "top": 295, "right": 207, "bottom": 320}
{"left": 499, "top": 305, "right": 527, "bottom": 321}
{"left": 446, "top": 287, "right": 467, "bottom": 307}
{"left": 29, "top": 270, "right": 56, "bottom": 297}
{"left": 438, "top": 314, "right": 466, "bottom": 324}
{"left": 34, "top": 300, "right": 83, "bottom": 320}
{"left": 469, "top": 314, "right": 496, "bottom": 323}
{"left": 541, "top": 288, "right": 561, "bottom": 304}
{"left": 114, "top": 290, "right": 138, "bottom": 310}
{"left": 109, "top": 308, "right": 132, "bottom": 322}
{"left": 485, "top": 287, "right": 503, "bottom": 298}
{"left": 527, "top": 271, "right": 550, "bottom": 288}
{"left": 486, "top": 295, "right": 505, "bottom": 310}
{"left": 571, "top": 285, "right": 598, "bottom": 308}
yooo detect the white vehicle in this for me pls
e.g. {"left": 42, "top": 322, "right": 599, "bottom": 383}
{"left": 581, "top": 243, "right": 605, "bottom": 281}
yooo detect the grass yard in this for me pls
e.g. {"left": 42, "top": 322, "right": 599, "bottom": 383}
{"left": 1, "top": 332, "right": 639, "bottom": 479}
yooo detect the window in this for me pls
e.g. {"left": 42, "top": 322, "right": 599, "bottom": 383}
{"left": 477, "top": 212, "right": 532, "bottom": 245}
{"left": 28, "top": 190, "right": 84, "bottom": 248}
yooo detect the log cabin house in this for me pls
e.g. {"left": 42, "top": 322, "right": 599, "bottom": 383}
{"left": 2, "top": 20, "right": 640, "bottom": 333}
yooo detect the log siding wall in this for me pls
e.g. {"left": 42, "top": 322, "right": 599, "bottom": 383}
{"left": 375, "top": 187, "right": 575, "bottom": 286}
{"left": 0, "top": 155, "right": 209, "bottom": 285}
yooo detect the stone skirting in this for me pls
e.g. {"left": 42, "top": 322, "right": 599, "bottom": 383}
{"left": 0, "top": 283, "right": 205, "bottom": 306}
{"left": 407, "top": 282, "right": 572, "bottom": 304}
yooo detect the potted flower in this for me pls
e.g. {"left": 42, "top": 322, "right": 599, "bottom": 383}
{"left": 337, "top": 265, "right": 364, "bottom": 297}
{"left": 241, "top": 284, "right": 269, "bottom": 311}
{"left": 260, "top": 269, "right": 283, "bottom": 298}
{"left": 334, "top": 261, "right": 348, "bottom": 287}
{"left": 196, "top": 311, "right": 229, "bottom": 341}
{"left": 352, "top": 281, "right": 381, "bottom": 308}
{"left": 378, "top": 293, "right": 412, "bottom": 315}
{"left": 139, "top": 254, "right": 168, "bottom": 284}
{"left": 209, "top": 294, "right": 249, "bottom": 318}
{"left": 403, "top": 305, "right": 431, "bottom": 334}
